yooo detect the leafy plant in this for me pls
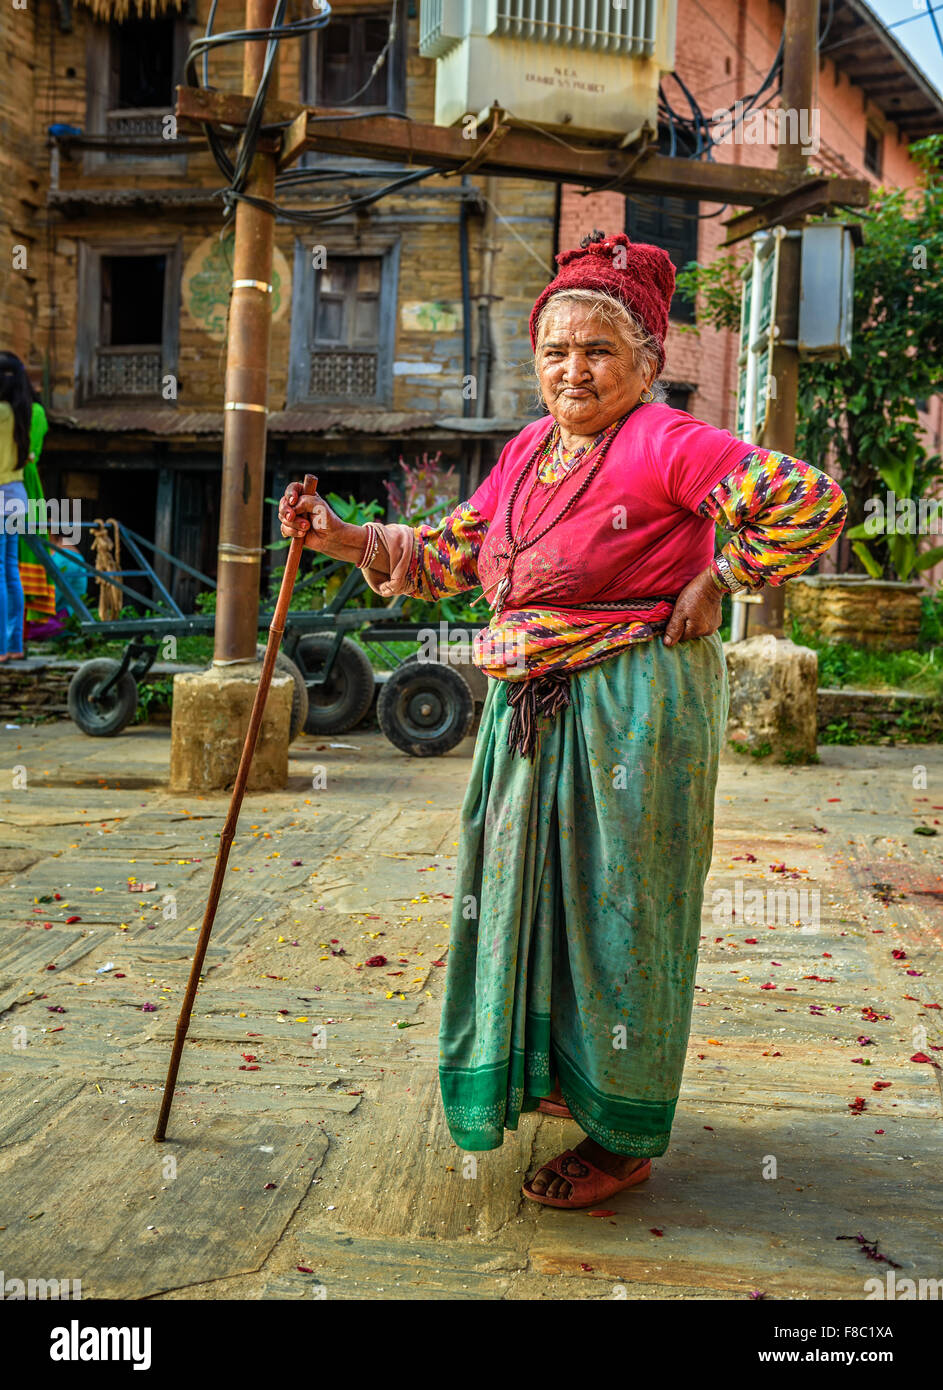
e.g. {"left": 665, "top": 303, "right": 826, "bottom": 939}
{"left": 822, "top": 720, "right": 860, "bottom": 745}
{"left": 790, "top": 616, "right": 943, "bottom": 696}
{"left": 134, "top": 677, "right": 174, "bottom": 724}
{"left": 844, "top": 438, "right": 943, "bottom": 580}
{"left": 674, "top": 254, "right": 746, "bottom": 335}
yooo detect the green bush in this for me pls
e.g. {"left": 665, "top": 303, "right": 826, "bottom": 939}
{"left": 790, "top": 616, "right": 943, "bottom": 698}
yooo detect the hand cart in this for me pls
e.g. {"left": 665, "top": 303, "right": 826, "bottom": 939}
{"left": 22, "top": 523, "right": 487, "bottom": 756}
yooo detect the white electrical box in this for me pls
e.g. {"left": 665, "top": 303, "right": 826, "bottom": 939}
{"left": 419, "top": 0, "right": 677, "bottom": 139}
{"left": 798, "top": 222, "right": 858, "bottom": 361}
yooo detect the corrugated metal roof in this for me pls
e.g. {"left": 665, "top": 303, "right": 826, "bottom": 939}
{"left": 49, "top": 407, "right": 447, "bottom": 437}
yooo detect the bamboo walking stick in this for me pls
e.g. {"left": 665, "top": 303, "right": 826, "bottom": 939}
{"left": 154, "top": 473, "right": 318, "bottom": 1142}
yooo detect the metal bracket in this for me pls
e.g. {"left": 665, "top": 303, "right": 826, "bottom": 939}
{"left": 451, "top": 107, "right": 510, "bottom": 178}
{"left": 591, "top": 130, "right": 657, "bottom": 196}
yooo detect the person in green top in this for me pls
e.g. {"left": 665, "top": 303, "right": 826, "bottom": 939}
{"left": 0, "top": 352, "right": 37, "bottom": 661}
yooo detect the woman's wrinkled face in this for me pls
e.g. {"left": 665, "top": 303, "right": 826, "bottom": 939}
{"left": 536, "top": 301, "right": 651, "bottom": 438}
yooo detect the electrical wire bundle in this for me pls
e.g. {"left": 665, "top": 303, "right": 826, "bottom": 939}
{"left": 187, "top": 0, "right": 439, "bottom": 224}
{"left": 188, "top": 0, "right": 838, "bottom": 226}
{"left": 651, "top": 1, "right": 840, "bottom": 222}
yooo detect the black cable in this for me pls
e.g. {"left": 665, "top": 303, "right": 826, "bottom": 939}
{"left": 223, "top": 161, "right": 439, "bottom": 224}
{"left": 227, "top": 0, "right": 289, "bottom": 198}
{"left": 185, "top": 12, "right": 333, "bottom": 87}
{"left": 186, "top": 0, "right": 335, "bottom": 196}
{"left": 818, "top": 0, "right": 835, "bottom": 51}
{"left": 202, "top": 0, "right": 220, "bottom": 87}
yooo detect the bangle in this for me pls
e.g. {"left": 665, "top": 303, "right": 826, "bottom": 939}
{"left": 357, "top": 522, "right": 379, "bottom": 569}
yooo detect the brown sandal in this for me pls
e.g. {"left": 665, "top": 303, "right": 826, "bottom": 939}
{"left": 537, "top": 1096, "right": 573, "bottom": 1119}
{"left": 523, "top": 1151, "right": 652, "bottom": 1210}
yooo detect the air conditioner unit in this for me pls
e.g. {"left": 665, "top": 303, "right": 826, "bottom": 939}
{"left": 419, "top": 0, "right": 677, "bottom": 140}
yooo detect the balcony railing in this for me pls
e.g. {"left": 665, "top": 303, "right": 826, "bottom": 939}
{"left": 104, "top": 108, "right": 173, "bottom": 159}
{"left": 93, "top": 346, "right": 162, "bottom": 398}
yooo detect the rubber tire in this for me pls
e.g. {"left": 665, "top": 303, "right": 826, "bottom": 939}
{"left": 295, "top": 634, "right": 376, "bottom": 735}
{"left": 253, "top": 647, "right": 310, "bottom": 743}
{"left": 377, "top": 659, "right": 474, "bottom": 757}
{"left": 68, "top": 659, "right": 138, "bottom": 738}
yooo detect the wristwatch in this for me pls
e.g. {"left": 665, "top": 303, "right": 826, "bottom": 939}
{"left": 711, "top": 554, "right": 749, "bottom": 595}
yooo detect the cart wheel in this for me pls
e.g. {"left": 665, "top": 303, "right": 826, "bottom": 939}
{"left": 377, "top": 659, "right": 474, "bottom": 757}
{"left": 67, "top": 659, "right": 138, "bottom": 737}
{"left": 256, "top": 648, "right": 309, "bottom": 743}
{"left": 295, "top": 634, "right": 375, "bottom": 735}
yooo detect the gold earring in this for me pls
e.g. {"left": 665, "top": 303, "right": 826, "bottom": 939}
{"left": 640, "top": 386, "right": 654, "bottom": 403}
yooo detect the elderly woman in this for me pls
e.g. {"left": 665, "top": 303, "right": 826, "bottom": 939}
{"left": 280, "top": 230, "right": 846, "bottom": 1210}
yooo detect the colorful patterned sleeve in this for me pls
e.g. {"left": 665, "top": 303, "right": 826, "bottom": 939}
{"left": 406, "top": 501, "right": 490, "bottom": 601}
{"left": 697, "top": 448, "right": 847, "bottom": 591}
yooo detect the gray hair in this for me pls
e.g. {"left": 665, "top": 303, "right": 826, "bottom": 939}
{"left": 533, "top": 288, "right": 664, "bottom": 395}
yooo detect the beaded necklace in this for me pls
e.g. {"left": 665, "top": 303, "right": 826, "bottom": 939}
{"left": 489, "top": 403, "right": 644, "bottom": 618}
{"left": 538, "top": 422, "right": 610, "bottom": 484}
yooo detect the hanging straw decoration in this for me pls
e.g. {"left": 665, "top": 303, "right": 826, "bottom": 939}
{"left": 74, "top": 0, "right": 187, "bottom": 22}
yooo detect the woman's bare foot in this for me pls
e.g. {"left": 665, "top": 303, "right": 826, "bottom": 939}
{"left": 528, "top": 1138, "right": 647, "bottom": 1201}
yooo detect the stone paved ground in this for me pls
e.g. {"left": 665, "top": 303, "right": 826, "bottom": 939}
{"left": 0, "top": 717, "right": 941, "bottom": 1300}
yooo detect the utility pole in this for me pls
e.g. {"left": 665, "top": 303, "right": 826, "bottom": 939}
{"left": 214, "top": 0, "right": 280, "bottom": 664}
{"left": 750, "top": 0, "right": 819, "bottom": 638}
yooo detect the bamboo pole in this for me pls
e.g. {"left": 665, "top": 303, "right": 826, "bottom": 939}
{"left": 154, "top": 473, "right": 317, "bottom": 1142}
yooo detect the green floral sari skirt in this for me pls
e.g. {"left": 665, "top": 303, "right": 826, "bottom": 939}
{"left": 438, "top": 633, "right": 728, "bottom": 1156}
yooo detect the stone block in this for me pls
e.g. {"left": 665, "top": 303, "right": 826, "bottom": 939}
{"left": 785, "top": 575, "right": 923, "bottom": 651}
{"left": 724, "top": 635, "right": 819, "bottom": 763}
{"left": 169, "top": 664, "right": 293, "bottom": 793}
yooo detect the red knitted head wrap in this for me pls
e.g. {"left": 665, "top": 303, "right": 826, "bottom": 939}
{"left": 529, "top": 230, "right": 676, "bottom": 373}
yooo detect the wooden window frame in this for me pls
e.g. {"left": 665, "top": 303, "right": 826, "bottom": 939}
{"left": 304, "top": 3, "right": 406, "bottom": 112}
{"left": 74, "top": 239, "right": 182, "bottom": 406}
{"left": 288, "top": 232, "right": 401, "bottom": 408}
{"left": 625, "top": 193, "right": 699, "bottom": 328}
{"left": 300, "top": 3, "right": 408, "bottom": 175}
{"left": 864, "top": 123, "right": 884, "bottom": 179}
{"left": 84, "top": 16, "right": 190, "bottom": 176}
